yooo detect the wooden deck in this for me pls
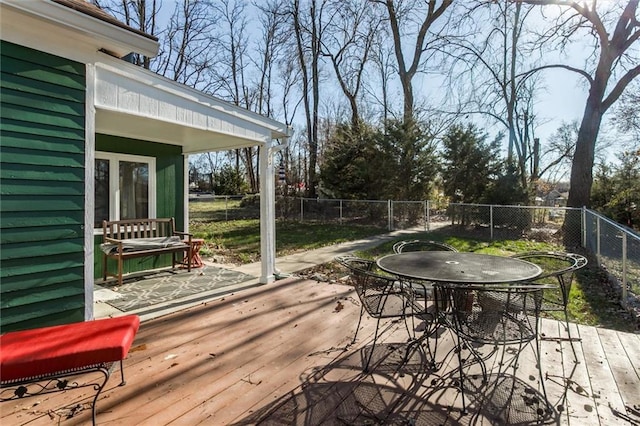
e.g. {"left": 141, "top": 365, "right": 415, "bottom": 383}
{"left": 3, "top": 277, "right": 639, "bottom": 425}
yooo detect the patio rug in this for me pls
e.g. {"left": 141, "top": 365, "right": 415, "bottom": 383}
{"left": 98, "top": 266, "right": 255, "bottom": 312}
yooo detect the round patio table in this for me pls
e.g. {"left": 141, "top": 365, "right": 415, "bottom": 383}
{"left": 377, "top": 251, "right": 542, "bottom": 284}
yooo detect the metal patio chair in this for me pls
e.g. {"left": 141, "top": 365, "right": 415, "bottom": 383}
{"left": 336, "top": 255, "right": 435, "bottom": 372}
{"left": 392, "top": 239, "right": 458, "bottom": 254}
{"left": 511, "top": 251, "right": 587, "bottom": 359}
{"left": 434, "top": 282, "right": 551, "bottom": 415}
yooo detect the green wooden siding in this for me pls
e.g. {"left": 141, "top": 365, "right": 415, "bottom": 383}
{"left": 0, "top": 41, "right": 86, "bottom": 333}
{"left": 94, "top": 134, "right": 185, "bottom": 279}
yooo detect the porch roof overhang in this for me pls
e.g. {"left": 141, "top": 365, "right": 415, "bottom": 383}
{"left": 94, "top": 57, "right": 291, "bottom": 153}
{"left": 1, "top": 0, "right": 158, "bottom": 59}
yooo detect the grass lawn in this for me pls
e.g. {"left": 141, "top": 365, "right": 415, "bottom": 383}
{"left": 189, "top": 201, "right": 638, "bottom": 333}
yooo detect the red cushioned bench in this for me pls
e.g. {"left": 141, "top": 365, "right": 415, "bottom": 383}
{"left": 1, "top": 315, "right": 140, "bottom": 425}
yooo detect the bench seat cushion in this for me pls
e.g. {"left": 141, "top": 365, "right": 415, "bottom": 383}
{"left": 100, "top": 236, "right": 186, "bottom": 255}
{"left": 1, "top": 315, "right": 140, "bottom": 382}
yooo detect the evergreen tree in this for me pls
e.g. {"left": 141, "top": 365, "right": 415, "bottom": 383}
{"left": 320, "top": 123, "right": 384, "bottom": 199}
{"left": 376, "top": 119, "right": 439, "bottom": 200}
{"left": 440, "top": 124, "right": 503, "bottom": 204}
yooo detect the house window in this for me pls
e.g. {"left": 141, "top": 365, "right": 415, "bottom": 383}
{"left": 94, "top": 152, "right": 156, "bottom": 228}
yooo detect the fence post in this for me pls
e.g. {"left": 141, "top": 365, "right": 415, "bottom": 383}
{"left": 300, "top": 198, "right": 304, "bottom": 222}
{"left": 339, "top": 199, "right": 343, "bottom": 224}
{"left": 425, "top": 200, "right": 429, "bottom": 231}
{"left": 388, "top": 200, "right": 393, "bottom": 231}
{"left": 490, "top": 205, "right": 494, "bottom": 241}
{"left": 596, "top": 215, "right": 601, "bottom": 266}
{"left": 622, "top": 232, "right": 628, "bottom": 308}
{"left": 582, "top": 207, "right": 587, "bottom": 249}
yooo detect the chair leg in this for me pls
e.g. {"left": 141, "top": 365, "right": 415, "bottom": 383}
{"left": 454, "top": 331, "right": 468, "bottom": 414}
{"left": 563, "top": 308, "right": 579, "bottom": 363}
{"left": 352, "top": 305, "right": 365, "bottom": 345}
{"left": 363, "top": 317, "right": 383, "bottom": 373}
{"left": 534, "top": 331, "right": 552, "bottom": 418}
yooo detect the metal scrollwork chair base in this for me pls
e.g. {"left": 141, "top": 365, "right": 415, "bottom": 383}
{"left": 1, "top": 361, "right": 125, "bottom": 425}
{"left": 434, "top": 283, "right": 553, "bottom": 415}
{"left": 511, "top": 251, "right": 588, "bottom": 361}
{"left": 336, "top": 255, "right": 436, "bottom": 373}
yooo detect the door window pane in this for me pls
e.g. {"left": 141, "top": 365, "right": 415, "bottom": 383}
{"left": 95, "top": 159, "right": 110, "bottom": 227}
{"left": 119, "top": 161, "right": 149, "bottom": 220}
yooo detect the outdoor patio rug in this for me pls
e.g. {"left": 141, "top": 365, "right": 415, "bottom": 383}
{"left": 97, "top": 266, "right": 255, "bottom": 312}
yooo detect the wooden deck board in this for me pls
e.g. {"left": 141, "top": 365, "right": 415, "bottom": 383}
{"left": 2, "top": 277, "right": 639, "bottom": 426}
{"left": 539, "top": 318, "right": 567, "bottom": 424}
{"left": 558, "top": 321, "right": 601, "bottom": 425}
{"left": 579, "top": 324, "right": 630, "bottom": 425}
{"left": 596, "top": 327, "right": 640, "bottom": 418}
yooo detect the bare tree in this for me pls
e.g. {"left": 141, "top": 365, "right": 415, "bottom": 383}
{"left": 441, "top": 1, "right": 580, "bottom": 194}
{"left": 371, "top": 0, "right": 454, "bottom": 122}
{"left": 320, "top": 0, "right": 380, "bottom": 128}
{"left": 153, "top": 0, "right": 219, "bottom": 90}
{"left": 517, "top": 0, "right": 640, "bottom": 212}
{"left": 208, "top": 0, "right": 263, "bottom": 192}
{"left": 210, "top": 0, "right": 251, "bottom": 107}
{"left": 290, "top": 0, "right": 328, "bottom": 197}
{"left": 367, "top": 29, "right": 398, "bottom": 123}
{"left": 612, "top": 81, "right": 640, "bottom": 139}
{"left": 253, "top": 0, "right": 290, "bottom": 117}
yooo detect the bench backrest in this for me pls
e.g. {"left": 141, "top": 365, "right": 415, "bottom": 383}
{"left": 102, "top": 218, "right": 177, "bottom": 240}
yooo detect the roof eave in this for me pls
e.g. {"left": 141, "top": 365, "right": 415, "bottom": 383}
{"left": 1, "top": 0, "right": 159, "bottom": 58}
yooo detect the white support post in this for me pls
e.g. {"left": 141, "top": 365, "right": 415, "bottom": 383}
{"left": 259, "top": 142, "right": 276, "bottom": 284}
{"left": 259, "top": 138, "right": 290, "bottom": 284}
{"left": 183, "top": 155, "right": 189, "bottom": 232}
{"left": 84, "top": 63, "right": 96, "bottom": 320}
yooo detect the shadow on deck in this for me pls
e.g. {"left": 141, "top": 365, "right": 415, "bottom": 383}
{"left": 4, "top": 276, "right": 639, "bottom": 425}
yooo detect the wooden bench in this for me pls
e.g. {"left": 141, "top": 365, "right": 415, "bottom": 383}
{"left": 101, "top": 218, "right": 192, "bottom": 286}
{"left": 1, "top": 315, "right": 140, "bottom": 425}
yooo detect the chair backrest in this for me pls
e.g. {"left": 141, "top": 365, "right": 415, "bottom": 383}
{"left": 335, "top": 255, "right": 374, "bottom": 274}
{"left": 435, "top": 283, "right": 550, "bottom": 345}
{"left": 393, "top": 240, "right": 458, "bottom": 254}
{"left": 336, "top": 255, "right": 417, "bottom": 319}
{"left": 335, "top": 255, "right": 377, "bottom": 297}
{"left": 511, "top": 251, "right": 587, "bottom": 305}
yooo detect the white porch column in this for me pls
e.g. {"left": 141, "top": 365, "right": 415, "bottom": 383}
{"left": 84, "top": 63, "right": 96, "bottom": 320}
{"left": 259, "top": 142, "right": 276, "bottom": 283}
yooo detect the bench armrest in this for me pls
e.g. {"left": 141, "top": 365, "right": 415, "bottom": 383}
{"left": 104, "top": 236, "right": 124, "bottom": 244}
{"left": 173, "top": 231, "right": 193, "bottom": 241}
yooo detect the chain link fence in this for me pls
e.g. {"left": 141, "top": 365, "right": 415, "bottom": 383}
{"left": 584, "top": 209, "right": 640, "bottom": 302}
{"left": 448, "top": 203, "right": 639, "bottom": 308}
{"left": 275, "top": 197, "right": 449, "bottom": 230}
{"left": 447, "top": 203, "right": 583, "bottom": 244}
{"left": 190, "top": 196, "right": 639, "bottom": 307}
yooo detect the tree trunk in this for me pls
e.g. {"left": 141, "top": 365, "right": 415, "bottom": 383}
{"left": 563, "top": 88, "right": 605, "bottom": 246}
{"left": 567, "top": 96, "right": 604, "bottom": 209}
